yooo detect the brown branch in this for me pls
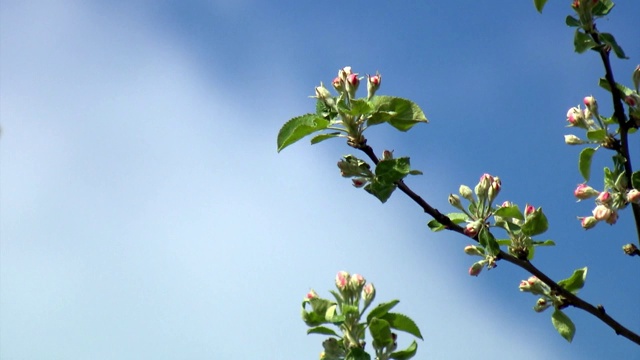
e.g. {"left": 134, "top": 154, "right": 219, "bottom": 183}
{"left": 355, "top": 142, "right": 640, "bottom": 346}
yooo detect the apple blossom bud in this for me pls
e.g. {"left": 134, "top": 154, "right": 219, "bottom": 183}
{"left": 592, "top": 204, "right": 613, "bottom": 221}
{"left": 625, "top": 94, "right": 640, "bottom": 108}
{"left": 488, "top": 176, "right": 501, "bottom": 202}
{"left": 335, "top": 271, "right": 350, "bottom": 291}
{"left": 349, "top": 273, "right": 366, "bottom": 293}
{"left": 574, "top": 184, "right": 599, "bottom": 200}
{"left": 583, "top": 95, "right": 598, "bottom": 113}
{"left": 338, "top": 66, "right": 352, "bottom": 82}
{"left": 596, "top": 191, "right": 612, "bottom": 205}
{"left": 448, "top": 194, "right": 463, "bottom": 209}
{"left": 459, "top": 185, "right": 474, "bottom": 202}
{"left": 501, "top": 201, "right": 512, "bottom": 207}
{"left": 605, "top": 210, "right": 618, "bottom": 225}
{"left": 633, "top": 65, "right": 640, "bottom": 92}
{"left": 362, "top": 283, "right": 376, "bottom": 307}
{"left": 627, "top": 189, "right": 640, "bottom": 204}
{"left": 525, "top": 204, "right": 535, "bottom": 217}
{"left": 564, "top": 134, "right": 584, "bottom": 145}
{"left": 346, "top": 73, "right": 360, "bottom": 99}
{"left": 518, "top": 276, "right": 548, "bottom": 295}
{"left": 464, "top": 220, "right": 482, "bottom": 238}
{"left": 533, "top": 298, "right": 552, "bottom": 313}
{"left": 314, "top": 82, "right": 335, "bottom": 108}
{"left": 464, "top": 245, "right": 484, "bottom": 256}
{"left": 306, "top": 289, "right": 319, "bottom": 300}
{"left": 580, "top": 216, "right": 598, "bottom": 229}
{"left": 468, "top": 261, "right": 485, "bottom": 276}
{"left": 623, "top": 243, "right": 639, "bottom": 256}
{"left": 475, "top": 173, "right": 493, "bottom": 199}
{"left": 367, "top": 73, "right": 382, "bottom": 99}
{"left": 382, "top": 150, "right": 393, "bottom": 160}
{"left": 566, "top": 106, "right": 588, "bottom": 128}
{"left": 332, "top": 76, "right": 345, "bottom": 93}
{"left": 352, "top": 178, "right": 367, "bottom": 188}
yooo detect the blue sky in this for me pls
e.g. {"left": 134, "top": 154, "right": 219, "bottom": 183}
{"left": 1, "top": 1, "right": 639, "bottom": 359}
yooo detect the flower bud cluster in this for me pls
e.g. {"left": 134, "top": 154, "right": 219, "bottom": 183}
{"left": 464, "top": 245, "right": 496, "bottom": 277}
{"left": 518, "top": 276, "right": 557, "bottom": 313}
{"left": 564, "top": 96, "right": 608, "bottom": 146}
{"left": 337, "top": 155, "right": 374, "bottom": 188}
{"left": 575, "top": 182, "right": 637, "bottom": 229}
{"left": 332, "top": 66, "right": 381, "bottom": 101}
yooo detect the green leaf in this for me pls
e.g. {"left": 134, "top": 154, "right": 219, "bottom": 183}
{"left": 574, "top": 30, "right": 597, "bottom": 54}
{"left": 368, "top": 96, "right": 428, "bottom": 131}
{"left": 586, "top": 129, "right": 606, "bottom": 141}
{"left": 532, "top": 239, "right": 556, "bottom": 246}
{"left": 493, "top": 205, "right": 524, "bottom": 220}
{"left": 375, "top": 157, "right": 412, "bottom": 182}
{"left": 277, "top": 114, "right": 329, "bottom": 152}
{"left": 367, "top": 300, "right": 400, "bottom": 323}
{"left": 390, "top": 340, "right": 418, "bottom": 360}
{"left": 345, "top": 347, "right": 372, "bottom": 360}
{"left": 364, "top": 181, "right": 396, "bottom": 203}
{"left": 381, "top": 313, "right": 423, "bottom": 340}
{"left": 552, "top": 309, "right": 576, "bottom": 343}
{"left": 369, "top": 318, "right": 393, "bottom": 346}
{"left": 306, "top": 326, "right": 339, "bottom": 337}
{"left": 427, "top": 213, "right": 468, "bottom": 232}
{"left": 565, "top": 15, "right": 581, "bottom": 27}
{"left": 479, "top": 227, "right": 500, "bottom": 256}
{"left": 631, "top": 171, "right": 640, "bottom": 190}
{"left": 521, "top": 207, "right": 549, "bottom": 236}
{"left": 534, "top": 0, "right": 548, "bottom": 13}
{"left": 558, "top": 267, "right": 588, "bottom": 294}
{"left": 598, "top": 78, "right": 634, "bottom": 97}
{"left": 599, "top": 32, "right": 628, "bottom": 59}
{"left": 311, "top": 132, "right": 341, "bottom": 145}
{"left": 349, "top": 99, "right": 374, "bottom": 115}
{"left": 579, "top": 147, "right": 597, "bottom": 181}
{"left": 593, "top": 0, "right": 615, "bottom": 17}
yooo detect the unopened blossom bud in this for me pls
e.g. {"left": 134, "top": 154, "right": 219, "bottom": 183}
{"left": 583, "top": 95, "right": 598, "bottom": 113}
{"left": 633, "top": 64, "right": 640, "bottom": 92}
{"left": 382, "top": 150, "right": 393, "bottom": 160}
{"left": 448, "top": 194, "right": 463, "bottom": 210}
{"left": 464, "top": 220, "right": 482, "bottom": 238}
{"left": 306, "top": 289, "right": 319, "bottom": 300}
{"left": 352, "top": 178, "right": 367, "bottom": 188}
{"left": 564, "top": 134, "right": 584, "bottom": 145}
{"left": 332, "top": 76, "right": 345, "bottom": 93}
{"left": 488, "top": 177, "right": 501, "bottom": 202}
{"left": 468, "top": 260, "right": 485, "bottom": 277}
{"left": 525, "top": 204, "right": 535, "bottom": 217}
{"left": 533, "top": 298, "right": 552, "bottom": 313}
{"left": 592, "top": 204, "right": 613, "bottom": 221}
{"left": 338, "top": 66, "right": 352, "bottom": 82}
{"left": 367, "top": 73, "right": 382, "bottom": 99}
{"left": 459, "top": 185, "right": 474, "bottom": 202}
{"left": 346, "top": 73, "right": 360, "bottom": 99}
{"left": 596, "top": 191, "right": 612, "bottom": 205}
{"left": 501, "top": 201, "right": 512, "bottom": 207}
{"left": 580, "top": 216, "right": 598, "bottom": 229}
{"left": 349, "top": 273, "right": 366, "bottom": 293}
{"left": 475, "top": 173, "right": 493, "bottom": 199}
{"left": 518, "top": 276, "right": 548, "bottom": 295}
{"left": 625, "top": 94, "right": 640, "bottom": 108}
{"left": 605, "top": 210, "right": 618, "bottom": 225}
{"left": 627, "top": 189, "right": 640, "bottom": 204}
{"left": 464, "top": 245, "right": 484, "bottom": 256}
{"left": 362, "top": 283, "right": 376, "bottom": 307}
{"left": 566, "top": 106, "right": 588, "bottom": 128}
{"left": 623, "top": 243, "right": 639, "bottom": 256}
{"left": 335, "top": 271, "right": 350, "bottom": 291}
{"left": 574, "top": 184, "right": 599, "bottom": 200}
{"left": 314, "top": 82, "right": 335, "bottom": 108}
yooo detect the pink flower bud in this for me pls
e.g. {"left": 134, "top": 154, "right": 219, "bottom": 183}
{"left": 518, "top": 276, "right": 548, "bottom": 295}
{"left": 382, "top": 150, "right": 393, "bottom": 160}
{"left": 533, "top": 298, "right": 551, "bottom": 313}
{"left": 352, "top": 178, "right": 367, "bottom": 188}
{"left": 345, "top": 73, "right": 360, "bottom": 99}
{"left": 468, "top": 261, "right": 485, "bottom": 277}
{"left": 338, "top": 66, "right": 353, "bottom": 81}
{"left": 580, "top": 216, "right": 598, "bottom": 229}
{"left": 367, "top": 73, "right": 382, "bottom": 99}
{"left": 525, "top": 204, "right": 535, "bottom": 217}
{"left": 627, "top": 189, "right": 640, "bottom": 204}
{"left": 625, "top": 94, "right": 640, "bottom": 108}
{"left": 574, "top": 184, "right": 599, "bottom": 200}
{"left": 566, "top": 106, "right": 587, "bottom": 128}
{"left": 583, "top": 95, "right": 598, "bottom": 113}
{"left": 475, "top": 173, "right": 493, "bottom": 199}
{"left": 592, "top": 204, "right": 612, "bottom": 221}
{"left": 314, "top": 82, "right": 335, "bottom": 108}
{"left": 564, "top": 134, "right": 583, "bottom": 145}
{"left": 501, "top": 201, "right": 512, "bottom": 207}
{"left": 605, "top": 210, "right": 618, "bottom": 225}
{"left": 306, "top": 289, "right": 319, "bottom": 299}
{"left": 596, "top": 191, "right": 612, "bottom": 205}
{"left": 459, "top": 185, "right": 474, "bottom": 202}
{"left": 335, "top": 271, "right": 350, "bottom": 291}
{"left": 332, "top": 76, "right": 345, "bottom": 93}
{"left": 488, "top": 177, "right": 501, "bottom": 202}
{"left": 362, "top": 283, "right": 376, "bottom": 306}
{"left": 464, "top": 221, "right": 482, "bottom": 238}
{"left": 448, "top": 194, "right": 462, "bottom": 209}
{"left": 464, "top": 245, "right": 484, "bottom": 256}
{"left": 349, "top": 273, "right": 366, "bottom": 292}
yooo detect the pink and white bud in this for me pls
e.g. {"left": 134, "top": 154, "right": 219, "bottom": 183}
{"left": 488, "top": 177, "right": 501, "bottom": 202}
{"left": 314, "top": 82, "right": 335, "bottom": 108}
{"left": 596, "top": 191, "right": 612, "bottom": 205}
{"left": 382, "top": 150, "right": 393, "bottom": 160}
{"left": 367, "top": 73, "right": 382, "bottom": 99}
{"left": 475, "top": 173, "right": 493, "bottom": 199}
{"left": 574, "top": 184, "right": 599, "bottom": 200}
{"left": 464, "top": 245, "right": 484, "bottom": 256}
{"left": 338, "top": 66, "right": 353, "bottom": 82}
{"left": 625, "top": 94, "right": 640, "bottom": 108}
{"left": 459, "top": 185, "right": 474, "bottom": 202}
{"left": 533, "top": 298, "right": 552, "bottom": 313}
{"left": 306, "top": 289, "right": 319, "bottom": 300}
{"left": 501, "top": 200, "right": 512, "bottom": 207}
{"left": 349, "top": 273, "right": 366, "bottom": 292}
{"left": 335, "top": 271, "right": 350, "bottom": 291}
{"left": 564, "top": 134, "right": 584, "bottom": 145}
{"left": 580, "top": 216, "right": 598, "bottom": 229}
{"left": 605, "top": 210, "right": 618, "bottom": 225}
{"left": 583, "top": 95, "right": 598, "bottom": 113}
{"left": 352, "top": 178, "right": 367, "bottom": 188}
{"left": 332, "top": 76, "right": 345, "bottom": 93}
{"left": 592, "top": 204, "right": 613, "bottom": 221}
{"left": 346, "top": 73, "right": 360, "bottom": 99}
{"left": 464, "top": 220, "right": 482, "bottom": 238}
{"left": 525, "top": 204, "right": 536, "bottom": 217}
{"left": 448, "top": 194, "right": 463, "bottom": 209}
{"left": 518, "top": 276, "right": 548, "bottom": 295}
{"left": 362, "top": 283, "right": 376, "bottom": 307}
{"left": 627, "top": 189, "right": 640, "bottom": 204}
{"left": 566, "top": 106, "right": 588, "bottom": 128}
{"left": 468, "top": 261, "right": 485, "bottom": 277}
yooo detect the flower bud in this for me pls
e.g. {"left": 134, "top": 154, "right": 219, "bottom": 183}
{"left": 464, "top": 220, "right": 482, "bottom": 238}
{"left": 605, "top": 210, "right": 618, "bottom": 225}
{"left": 352, "top": 178, "right": 367, "bottom": 188}
{"left": 596, "top": 191, "right": 612, "bottom": 205}
{"left": 448, "top": 194, "right": 463, "bottom": 210}
{"left": 566, "top": 106, "right": 588, "bottom": 128}
{"left": 518, "top": 276, "right": 548, "bottom": 295}
{"left": 464, "top": 245, "right": 484, "bottom": 256}
{"left": 382, "top": 149, "right": 393, "bottom": 160}
{"left": 349, "top": 273, "right": 366, "bottom": 293}
{"left": 306, "top": 289, "right": 319, "bottom": 300}
{"left": 580, "top": 216, "right": 598, "bottom": 229}
{"left": 335, "top": 271, "right": 350, "bottom": 291}
{"left": 574, "top": 184, "right": 599, "bottom": 200}
{"left": 501, "top": 200, "right": 512, "bottom": 207}
{"left": 488, "top": 176, "right": 501, "bottom": 202}
{"left": 367, "top": 73, "right": 381, "bottom": 99}
{"left": 314, "top": 82, "right": 335, "bottom": 108}
{"left": 533, "top": 298, "right": 552, "bottom": 313}
{"left": 346, "top": 73, "right": 360, "bottom": 99}
{"left": 468, "top": 260, "right": 485, "bottom": 277}
{"left": 525, "top": 204, "right": 535, "bottom": 217}
{"left": 592, "top": 204, "right": 612, "bottom": 221}
{"left": 627, "top": 189, "right": 640, "bottom": 204}
{"left": 583, "top": 95, "right": 598, "bottom": 113}
{"left": 332, "top": 76, "right": 345, "bottom": 93}
{"left": 475, "top": 173, "right": 493, "bottom": 199}
{"left": 632, "top": 64, "right": 640, "bottom": 92}
{"left": 625, "top": 94, "right": 640, "bottom": 108}
{"left": 623, "top": 243, "right": 639, "bottom": 256}
{"left": 362, "top": 283, "right": 376, "bottom": 307}
{"left": 459, "top": 185, "right": 474, "bottom": 202}
{"left": 564, "top": 134, "right": 584, "bottom": 145}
